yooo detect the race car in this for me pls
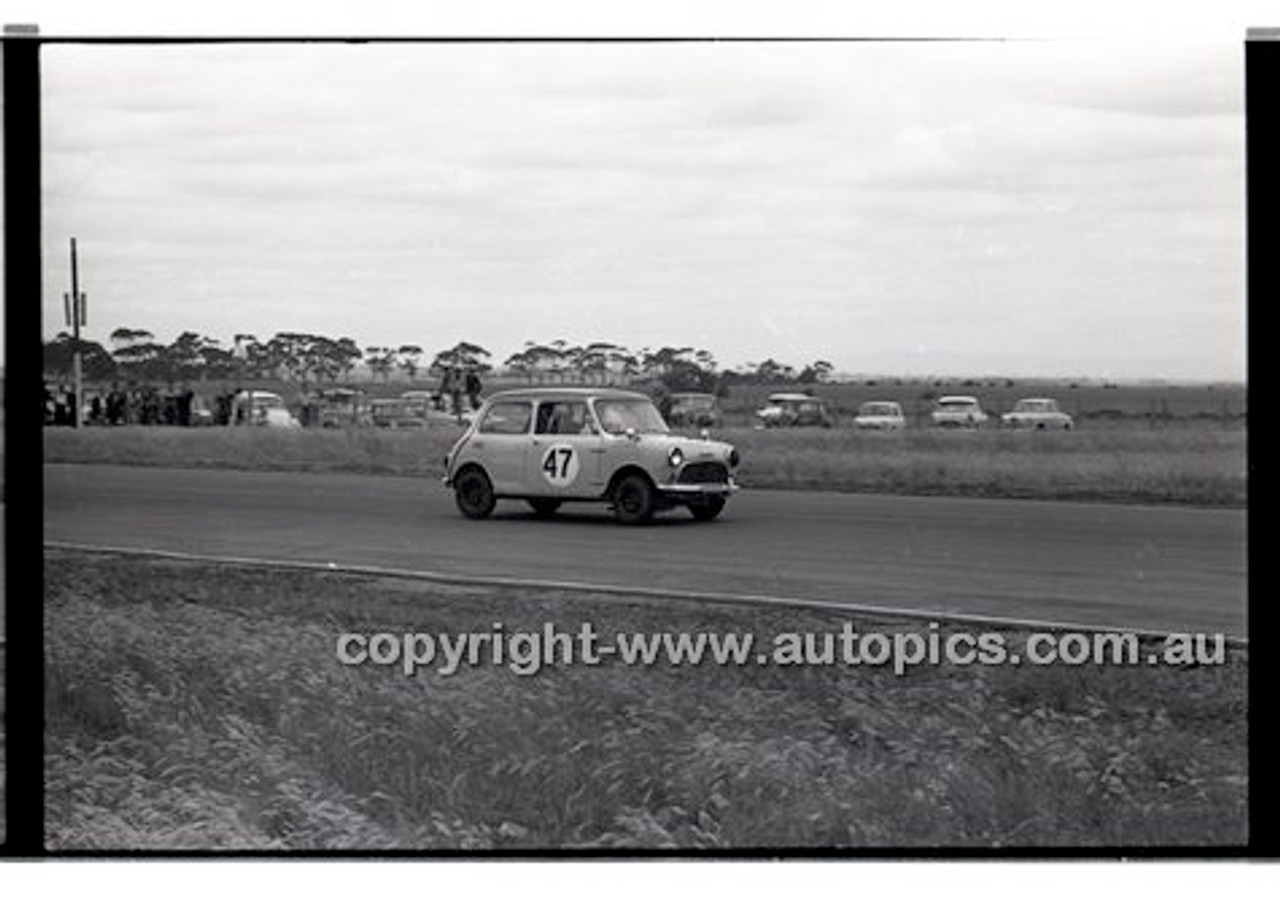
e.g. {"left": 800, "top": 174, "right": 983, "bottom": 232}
{"left": 443, "top": 387, "right": 740, "bottom": 524}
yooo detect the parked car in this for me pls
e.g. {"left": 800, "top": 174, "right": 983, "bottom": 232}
{"left": 231, "top": 390, "right": 299, "bottom": 428}
{"left": 1001, "top": 397, "right": 1074, "bottom": 430}
{"left": 402, "top": 390, "right": 475, "bottom": 426}
{"left": 370, "top": 398, "right": 427, "bottom": 429}
{"left": 400, "top": 390, "right": 437, "bottom": 413}
{"left": 930, "top": 395, "right": 988, "bottom": 429}
{"left": 316, "top": 388, "right": 372, "bottom": 428}
{"left": 667, "top": 392, "right": 721, "bottom": 428}
{"left": 191, "top": 395, "right": 215, "bottom": 426}
{"left": 853, "top": 401, "right": 906, "bottom": 430}
{"left": 443, "top": 387, "right": 741, "bottom": 524}
{"left": 754, "top": 393, "right": 833, "bottom": 428}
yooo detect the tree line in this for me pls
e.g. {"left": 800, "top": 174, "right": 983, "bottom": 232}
{"left": 42, "top": 328, "right": 835, "bottom": 392}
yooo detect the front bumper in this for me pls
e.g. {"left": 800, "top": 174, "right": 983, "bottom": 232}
{"left": 656, "top": 479, "right": 739, "bottom": 496}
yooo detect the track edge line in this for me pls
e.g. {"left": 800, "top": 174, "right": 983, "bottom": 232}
{"left": 43, "top": 539, "right": 1248, "bottom": 647}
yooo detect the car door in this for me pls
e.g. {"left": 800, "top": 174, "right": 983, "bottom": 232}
{"left": 526, "top": 399, "right": 605, "bottom": 498}
{"left": 469, "top": 400, "right": 533, "bottom": 495}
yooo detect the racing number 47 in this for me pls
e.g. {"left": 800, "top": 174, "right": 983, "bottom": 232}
{"left": 543, "top": 447, "right": 573, "bottom": 479}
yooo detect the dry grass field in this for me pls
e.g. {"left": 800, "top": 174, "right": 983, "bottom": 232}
{"left": 44, "top": 420, "right": 1246, "bottom": 507}
{"left": 45, "top": 549, "right": 1247, "bottom": 850}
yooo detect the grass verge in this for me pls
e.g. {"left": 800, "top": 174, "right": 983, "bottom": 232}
{"left": 44, "top": 423, "right": 1246, "bottom": 507}
{"left": 45, "top": 548, "right": 1246, "bottom": 850}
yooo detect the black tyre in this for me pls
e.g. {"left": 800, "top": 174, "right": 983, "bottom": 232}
{"left": 527, "top": 498, "right": 562, "bottom": 517}
{"left": 454, "top": 468, "right": 496, "bottom": 519}
{"left": 613, "top": 473, "right": 656, "bottom": 525}
{"left": 688, "top": 496, "right": 726, "bottom": 521}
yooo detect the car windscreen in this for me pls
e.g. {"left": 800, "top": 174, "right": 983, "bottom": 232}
{"left": 1015, "top": 400, "right": 1055, "bottom": 412}
{"left": 860, "top": 403, "right": 898, "bottom": 415}
{"left": 937, "top": 400, "right": 977, "bottom": 409}
{"left": 595, "top": 399, "right": 670, "bottom": 435}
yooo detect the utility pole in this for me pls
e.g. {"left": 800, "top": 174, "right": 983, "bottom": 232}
{"left": 64, "top": 237, "right": 87, "bottom": 428}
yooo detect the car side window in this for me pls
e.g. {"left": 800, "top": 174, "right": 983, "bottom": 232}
{"left": 479, "top": 401, "right": 532, "bottom": 435}
{"left": 535, "top": 401, "right": 593, "bottom": 435}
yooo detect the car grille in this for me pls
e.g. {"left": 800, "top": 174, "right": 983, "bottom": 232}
{"left": 678, "top": 461, "right": 729, "bottom": 484}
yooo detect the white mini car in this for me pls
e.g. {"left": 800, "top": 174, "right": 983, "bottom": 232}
{"left": 443, "top": 387, "right": 740, "bottom": 524}
{"left": 1001, "top": 398, "right": 1074, "bottom": 430}
{"left": 853, "top": 401, "right": 906, "bottom": 430}
{"left": 930, "top": 395, "right": 988, "bottom": 429}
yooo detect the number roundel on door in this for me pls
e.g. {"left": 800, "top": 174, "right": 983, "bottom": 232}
{"left": 540, "top": 443, "right": 579, "bottom": 486}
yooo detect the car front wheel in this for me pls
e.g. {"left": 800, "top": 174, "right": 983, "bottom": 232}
{"left": 613, "top": 474, "right": 656, "bottom": 525}
{"left": 454, "top": 468, "right": 496, "bottom": 519}
{"left": 688, "top": 496, "right": 726, "bottom": 521}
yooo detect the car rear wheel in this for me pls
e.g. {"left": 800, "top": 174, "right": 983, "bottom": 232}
{"left": 688, "top": 496, "right": 726, "bottom": 521}
{"left": 454, "top": 468, "right": 496, "bottom": 519}
{"left": 527, "top": 498, "right": 562, "bottom": 517}
{"left": 613, "top": 474, "right": 656, "bottom": 525}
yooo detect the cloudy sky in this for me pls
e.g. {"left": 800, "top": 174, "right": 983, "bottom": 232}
{"left": 40, "top": 39, "right": 1246, "bottom": 380}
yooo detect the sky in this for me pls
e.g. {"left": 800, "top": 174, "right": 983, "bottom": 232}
{"left": 38, "top": 37, "right": 1248, "bottom": 380}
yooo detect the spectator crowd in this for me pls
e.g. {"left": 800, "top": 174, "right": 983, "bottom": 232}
{"left": 43, "top": 366, "right": 486, "bottom": 428}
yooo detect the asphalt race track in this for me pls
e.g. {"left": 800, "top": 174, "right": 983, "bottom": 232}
{"left": 43, "top": 463, "right": 1247, "bottom": 637}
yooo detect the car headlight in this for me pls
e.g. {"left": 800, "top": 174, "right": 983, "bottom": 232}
{"left": 668, "top": 447, "right": 684, "bottom": 468}
{"left": 728, "top": 448, "right": 740, "bottom": 468}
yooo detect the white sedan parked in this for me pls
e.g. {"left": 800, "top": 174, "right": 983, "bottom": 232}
{"left": 930, "top": 396, "right": 988, "bottom": 428}
{"left": 1001, "top": 398, "right": 1074, "bottom": 430}
{"left": 231, "top": 390, "right": 299, "bottom": 428}
{"left": 853, "top": 401, "right": 906, "bottom": 430}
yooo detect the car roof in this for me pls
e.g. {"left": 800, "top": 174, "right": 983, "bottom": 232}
{"left": 767, "top": 392, "right": 820, "bottom": 401}
{"left": 485, "top": 387, "right": 651, "bottom": 402}
{"left": 1016, "top": 397, "right": 1056, "bottom": 403}
{"left": 937, "top": 395, "right": 979, "bottom": 403}
{"left": 859, "top": 401, "right": 902, "bottom": 409}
